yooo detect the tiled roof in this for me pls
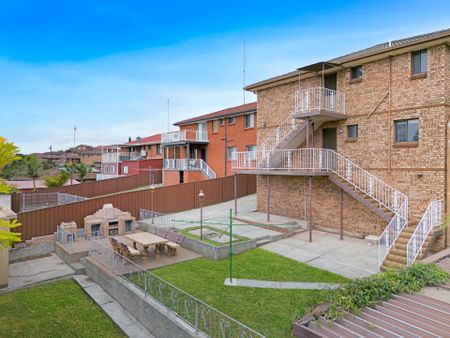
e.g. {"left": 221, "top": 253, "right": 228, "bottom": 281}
{"left": 125, "top": 133, "right": 161, "bottom": 146}
{"left": 174, "top": 102, "right": 257, "bottom": 126}
{"left": 246, "top": 28, "right": 450, "bottom": 90}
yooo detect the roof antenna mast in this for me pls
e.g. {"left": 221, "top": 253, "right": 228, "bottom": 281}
{"left": 243, "top": 40, "right": 246, "bottom": 104}
{"left": 167, "top": 98, "right": 170, "bottom": 132}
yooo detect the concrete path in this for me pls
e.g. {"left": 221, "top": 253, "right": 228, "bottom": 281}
{"left": 224, "top": 278, "right": 341, "bottom": 290}
{"left": 74, "top": 274, "right": 154, "bottom": 338}
{"left": 262, "top": 230, "right": 378, "bottom": 279}
{"left": 2, "top": 253, "right": 75, "bottom": 292}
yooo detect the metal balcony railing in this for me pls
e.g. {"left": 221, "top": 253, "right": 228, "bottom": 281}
{"left": 294, "top": 87, "right": 346, "bottom": 116}
{"left": 161, "top": 130, "right": 208, "bottom": 144}
{"left": 164, "top": 159, "right": 216, "bottom": 179}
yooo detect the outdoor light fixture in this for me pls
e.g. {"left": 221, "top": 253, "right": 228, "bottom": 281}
{"left": 150, "top": 184, "right": 155, "bottom": 224}
{"left": 198, "top": 190, "right": 205, "bottom": 240}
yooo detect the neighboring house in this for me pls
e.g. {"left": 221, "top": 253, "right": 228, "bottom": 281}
{"left": 68, "top": 145, "right": 102, "bottom": 169}
{"left": 99, "top": 134, "right": 163, "bottom": 180}
{"left": 232, "top": 29, "right": 450, "bottom": 269}
{"left": 162, "top": 102, "right": 257, "bottom": 185}
{"left": 36, "top": 151, "right": 80, "bottom": 166}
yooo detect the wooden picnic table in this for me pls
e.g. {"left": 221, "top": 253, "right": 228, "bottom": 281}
{"left": 124, "top": 233, "right": 168, "bottom": 257}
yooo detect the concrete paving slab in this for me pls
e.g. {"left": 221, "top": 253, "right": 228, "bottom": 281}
{"left": 262, "top": 230, "right": 378, "bottom": 279}
{"left": 223, "top": 278, "right": 341, "bottom": 290}
{"left": 4, "top": 253, "right": 75, "bottom": 292}
{"left": 74, "top": 275, "right": 154, "bottom": 338}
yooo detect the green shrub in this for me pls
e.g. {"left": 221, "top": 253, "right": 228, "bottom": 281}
{"left": 323, "top": 263, "right": 448, "bottom": 320}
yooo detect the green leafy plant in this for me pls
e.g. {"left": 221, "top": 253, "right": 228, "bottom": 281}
{"left": 439, "top": 213, "right": 450, "bottom": 232}
{"left": 44, "top": 171, "right": 69, "bottom": 188}
{"left": 0, "top": 136, "right": 21, "bottom": 249}
{"left": 23, "top": 154, "right": 42, "bottom": 191}
{"left": 63, "top": 162, "right": 78, "bottom": 185}
{"left": 321, "top": 263, "right": 448, "bottom": 321}
{"left": 75, "top": 163, "right": 92, "bottom": 182}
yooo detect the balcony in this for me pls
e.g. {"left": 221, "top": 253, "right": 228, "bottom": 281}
{"left": 293, "top": 87, "right": 346, "bottom": 121}
{"left": 161, "top": 130, "right": 209, "bottom": 144}
{"left": 164, "top": 159, "right": 216, "bottom": 179}
{"left": 101, "top": 152, "right": 142, "bottom": 163}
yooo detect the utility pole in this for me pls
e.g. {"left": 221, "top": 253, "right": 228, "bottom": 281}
{"left": 73, "top": 126, "right": 77, "bottom": 148}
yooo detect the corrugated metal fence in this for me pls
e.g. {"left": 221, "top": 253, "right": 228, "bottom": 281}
{"left": 11, "top": 171, "right": 163, "bottom": 213}
{"left": 16, "top": 174, "right": 256, "bottom": 241}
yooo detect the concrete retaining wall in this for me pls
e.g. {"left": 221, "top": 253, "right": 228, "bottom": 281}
{"left": 9, "top": 240, "right": 54, "bottom": 263}
{"left": 182, "top": 236, "right": 257, "bottom": 260}
{"left": 83, "top": 257, "right": 206, "bottom": 338}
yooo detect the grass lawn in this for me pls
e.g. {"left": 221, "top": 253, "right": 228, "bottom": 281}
{"left": 0, "top": 279, "right": 125, "bottom": 338}
{"left": 152, "top": 248, "right": 349, "bottom": 338}
{"left": 179, "top": 225, "right": 250, "bottom": 246}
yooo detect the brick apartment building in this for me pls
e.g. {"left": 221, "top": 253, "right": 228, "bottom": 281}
{"left": 162, "top": 102, "right": 257, "bottom": 185}
{"left": 99, "top": 134, "right": 163, "bottom": 180}
{"left": 232, "top": 29, "right": 450, "bottom": 269}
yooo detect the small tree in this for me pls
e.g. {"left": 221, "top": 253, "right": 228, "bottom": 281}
{"left": 24, "top": 155, "right": 42, "bottom": 191}
{"left": 76, "top": 163, "right": 92, "bottom": 183}
{"left": 63, "top": 162, "right": 78, "bottom": 185}
{"left": 0, "top": 137, "right": 21, "bottom": 249}
{"left": 44, "top": 171, "right": 69, "bottom": 188}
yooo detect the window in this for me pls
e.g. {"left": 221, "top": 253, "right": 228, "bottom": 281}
{"left": 395, "top": 119, "right": 419, "bottom": 143}
{"left": 411, "top": 49, "right": 427, "bottom": 75}
{"left": 123, "top": 166, "right": 128, "bottom": 174}
{"left": 350, "top": 65, "right": 363, "bottom": 80}
{"left": 156, "top": 144, "right": 161, "bottom": 155}
{"left": 244, "top": 114, "right": 254, "bottom": 129}
{"left": 212, "top": 120, "right": 220, "bottom": 133}
{"left": 228, "top": 116, "right": 236, "bottom": 124}
{"left": 104, "top": 165, "right": 109, "bottom": 173}
{"left": 347, "top": 125, "right": 358, "bottom": 139}
{"left": 110, "top": 165, "right": 115, "bottom": 173}
{"left": 220, "top": 118, "right": 225, "bottom": 126}
{"left": 246, "top": 145, "right": 256, "bottom": 160}
{"left": 227, "top": 146, "right": 237, "bottom": 161}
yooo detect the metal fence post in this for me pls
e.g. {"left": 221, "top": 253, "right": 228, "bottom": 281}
{"left": 195, "top": 301, "right": 199, "bottom": 334}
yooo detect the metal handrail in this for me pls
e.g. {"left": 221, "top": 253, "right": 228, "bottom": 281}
{"left": 406, "top": 200, "right": 443, "bottom": 265}
{"left": 161, "top": 130, "right": 209, "bottom": 144}
{"left": 258, "top": 114, "right": 304, "bottom": 154}
{"left": 294, "top": 87, "right": 346, "bottom": 115}
{"left": 200, "top": 159, "right": 216, "bottom": 179}
{"left": 231, "top": 147, "right": 408, "bottom": 269}
{"left": 89, "top": 239, "right": 265, "bottom": 338}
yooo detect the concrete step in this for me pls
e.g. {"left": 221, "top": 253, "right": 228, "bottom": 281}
{"left": 69, "top": 262, "right": 86, "bottom": 275}
{"left": 390, "top": 248, "right": 406, "bottom": 257}
{"left": 385, "top": 253, "right": 406, "bottom": 264}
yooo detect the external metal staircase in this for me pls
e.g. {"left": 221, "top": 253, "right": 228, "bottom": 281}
{"left": 233, "top": 86, "right": 444, "bottom": 269}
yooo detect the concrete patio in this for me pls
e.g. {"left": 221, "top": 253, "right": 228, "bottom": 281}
{"left": 148, "top": 194, "right": 307, "bottom": 242}
{"left": 262, "top": 230, "right": 378, "bottom": 279}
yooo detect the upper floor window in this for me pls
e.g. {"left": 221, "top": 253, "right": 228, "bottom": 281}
{"left": 212, "top": 120, "right": 220, "bottom": 134}
{"left": 156, "top": 144, "right": 161, "bottom": 155}
{"left": 244, "top": 113, "right": 254, "bottom": 129}
{"left": 228, "top": 116, "right": 236, "bottom": 124}
{"left": 347, "top": 124, "right": 358, "bottom": 139}
{"left": 246, "top": 145, "right": 256, "bottom": 152}
{"left": 220, "top": 118, "right": 225, "bottom": 126}
{"left": 411, "top": 49, "right": 427, "bottom": 75}
{"left": 395, "top": 118, "right": 419, "bottom": 143}
{"left": 350, "top": 65, "right": 363, "bottom": 80}
{"left": 227, "top": 146, "right": 237, "bottom": 161}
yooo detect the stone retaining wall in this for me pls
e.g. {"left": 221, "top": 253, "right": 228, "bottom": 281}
{"left": 83, "top": 257, "right": 206, "bottom": 338}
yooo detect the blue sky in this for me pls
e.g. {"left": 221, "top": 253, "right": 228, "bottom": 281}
{"left": 1, "top": 1, "right": 449, "bottom": 153}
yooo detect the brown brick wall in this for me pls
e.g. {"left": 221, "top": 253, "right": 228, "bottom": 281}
{"left": 257, "top": 175, "right": 386, "bottom": 237}
{"left": 255, "top": 44, "right": 449, "bottom": 237}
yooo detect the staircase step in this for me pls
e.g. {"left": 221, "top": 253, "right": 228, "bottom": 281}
{"left": 390, "top": 248, "right": 407, "bottom": 256}
{"left": 386, "top": 253, "right": 407, "bottom": 264}
{"left": 382, "top": 260, "right": 404, "bottom": 269}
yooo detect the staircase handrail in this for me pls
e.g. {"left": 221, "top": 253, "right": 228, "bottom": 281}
{"left": 200, "top": 159, "right": 216, "bottom": 179}
{"left": 406, "top": 200, "right": 443, "bottom": 266}
{"left": 258, "top": 114, "right": 304, "bottom": 154}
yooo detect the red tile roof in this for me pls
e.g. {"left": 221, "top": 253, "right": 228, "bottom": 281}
{"left": 174, "top": 102, "right": 257, "bottom": 126}
{"left": 124, "top": 134, "right": 161, "bottom": 146}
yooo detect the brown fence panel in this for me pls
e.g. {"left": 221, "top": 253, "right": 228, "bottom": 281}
{"left": 15, "top": 174, "right": 257, "bottom": 241}
{"left": 10, "top": 192, "right": 21, "bottom": 213}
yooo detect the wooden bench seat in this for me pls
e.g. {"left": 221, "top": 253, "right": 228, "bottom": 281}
{"left": 165, "top": 241, "right": 179, "bottom": 256}
{"left": 120, "top": 242, "right": 141, "bottom": 259}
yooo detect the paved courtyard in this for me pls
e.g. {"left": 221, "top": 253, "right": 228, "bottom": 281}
{"left": 262, "top": 230, "right": 378, "bottom": 279}
{"left": 150, "top": 194, "right": 306, "bottom": 240}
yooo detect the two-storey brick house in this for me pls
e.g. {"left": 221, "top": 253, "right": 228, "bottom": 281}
{"left": 232, "top": 29, "right": 450, "bottom": 269}
{"left": 162, "top": 102, "right": 257, "bottom": 185}
{"left": 99, "top": 134, "right": 163, "bottom": 180}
